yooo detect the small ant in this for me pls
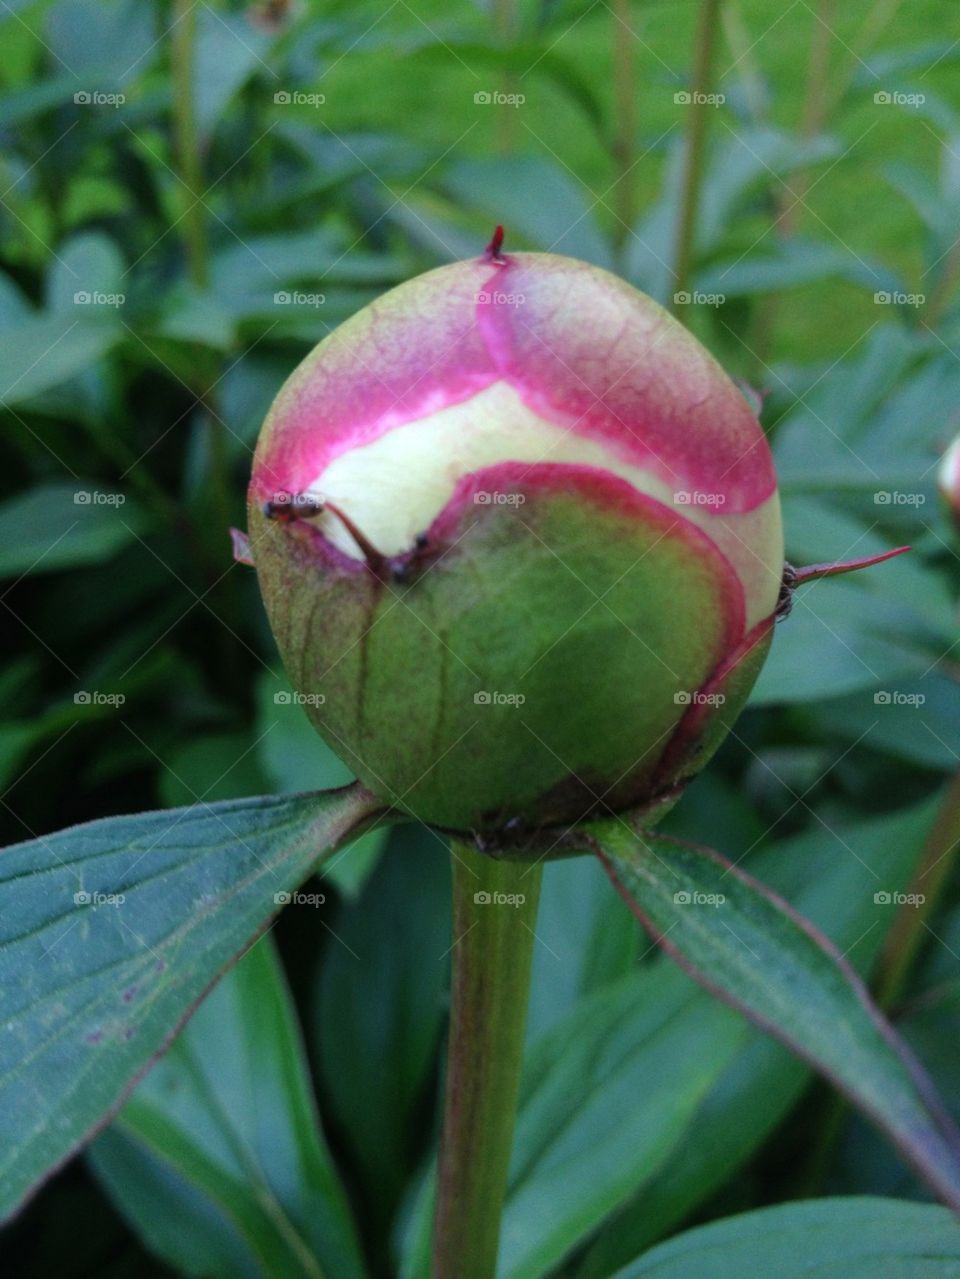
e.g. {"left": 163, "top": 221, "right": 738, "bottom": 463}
{"left": 776, "top": 562, "right": 798, "bottom": 621}
{"left": 389, "top": 533, "right": 437, "bottom": 584}
{"left": 263, "top": 491, "right": 439, "bottom": 586}
{"left": 261, "top": 490, "right": 325, "bottom": 523}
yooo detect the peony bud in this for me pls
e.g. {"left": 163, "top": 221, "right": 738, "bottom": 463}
{"left": 940, "top": 434, "right": 960, "bottom": 532}
{"left": 248, "top": 241, "right": 784, "bottom": 832}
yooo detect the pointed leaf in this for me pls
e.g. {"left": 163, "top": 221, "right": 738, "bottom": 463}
{"left": 591, "top": 823, "right": 960, "bottom": 1210}
{"left": 0, "top": 784, "right": 383, "bottom": 1223}
{"left": 612, "top": 1196, "right": 960, "bottom": 1279}
{"left": 90, "top": 936, "right": 366, "bottom": 1279}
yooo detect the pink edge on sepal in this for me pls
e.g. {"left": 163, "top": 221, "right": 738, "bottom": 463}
{"left": 229, "top": 527, "right": 255, "bottom": 567}
{"left": 424, "top": 459, "right": 747, "bottom": 651}
{"left": 793, "top": 545, "right": 911, "bottom": 584}
{"left": 652, "top": 612, "right": 775, "bottom": 788}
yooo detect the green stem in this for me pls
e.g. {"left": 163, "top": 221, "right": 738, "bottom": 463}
{"left": 925, "top": 240, "right": 960, "bottom": 330}
{"left": 610, "top": 0, "right": 637, "bottom": 267}
{"left": 776, "top": 0, "right": 833, "bottom": 238}
{"left": 494, "top": 0, "right": 518, "bottom": 152}
{"left": 747, "top": 0, "right": 830, "bottom": 368}
{"left": 758, "top": 0, "right": 900, "bottom": 363}
{"left": 171, "top": 0, "right": 233, "bottom": 610}
{"left": 171, "top": 0, "right": 208, "bottom": 288}
{"left": 432, "top": 845, "right": 543, "bottom": 1279}
{"left": 671, "top": 0, "right": 722, "bottom": 311}
{"left": 720, "top": 1, "right": 765, "bottom": 124}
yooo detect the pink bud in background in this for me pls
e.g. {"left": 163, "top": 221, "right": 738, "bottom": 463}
{"left": 940, "top": 434, "right": 960, "bottom": 532}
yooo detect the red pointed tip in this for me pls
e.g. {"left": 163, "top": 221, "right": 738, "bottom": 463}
{"left": 793, "top": 545, "right": 911, "bottom": 585}
{"left": 485, "top": 224, "right": 506, "bottom": 263}
{"left": 230, "top": 527, "right": 255, "bottom": 567}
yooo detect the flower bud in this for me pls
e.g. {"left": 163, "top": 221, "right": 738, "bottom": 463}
{"left": 939, "top": 434, "right": 960, "bottom": 532}
{"left": 248, "top": 244, "right": 783, "bottom": 832}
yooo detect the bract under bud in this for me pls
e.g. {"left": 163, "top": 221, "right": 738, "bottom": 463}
{"left": 249, "top": 249, "right": 784, "bottom": 832}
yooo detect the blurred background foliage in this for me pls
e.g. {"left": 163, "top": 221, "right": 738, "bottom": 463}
{"left": 2, "top": 0, "right": 960, "bottom": 1275}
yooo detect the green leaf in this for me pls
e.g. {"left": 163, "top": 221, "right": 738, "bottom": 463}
{"left": 611, "top": 1197, "right": 960, "bottom": 1278}
{"left": 579, "top": 798, "right": 939, "bottom": 1274}
{"left": 773, "top": 330, "right": 960, "bottom": 498}
{"left": 499, "top": 973, "right": 745, "bottom": 1279}
{"left": 781, "top": 494, "right": 954, "bottom": 639}
{"left": 849, "top": 40, "right": 960, "bottom": 87}
{"left": 395, "top": 37, "right": 606, "bottom": 138}
{"left": 45, "top": 0, "right": 158, "bottom": 79}
{"left": 695, "top": 128, "right": 840, "bottom": 255}
{"left": 89, "top": 936, "right": 366, "bottom": 1279}
{"left": 314, "top": 824, "right": 449, "bottom": 1247}
{"left": 208, "top": 229, "right": 343, "bottom": 315}
{"left": 592, "top": 823, "right": 960, "bottom": 1210}
{"left": 441, "top": 157, "right": 613, "bottom": 267}
{"left": 46, "top": 232, "right": 125, "bottom": 312}
{"left": 0, "top": 482, "right": 144, "bottom": 578}
{"left": 814, "top": 672, "right": 960, "bottom": 771}
{"left": 626, "top": 127, "right": 842, "bottom": 299}
{"left": 0, "top": 310, "right": 122, "bottom": 406}
{"left": 156, "top": 732, "right": 273, "bottom": 809}
{"left": 403, "top": 798, "right": 936, "bottom": 1278}
{"left": 193, "top": 8, "right": 274, "bottom": 139}
{"left": 752, "top": 578, "right": 929, "bottom": 704}
{"left": 698, "top": 238, "right": 896, "bottom": 297}
{"left": 0, "top": 784, "right": 383, "bottom": 1223}
{"left": 525, "top": 854, "right": 640, "bottom": 1043}
{"left": 255, "top": 671, "right": 387, "bottom": 897}
{"left": 0, "top": 75, "right": 88, "bottom": 128}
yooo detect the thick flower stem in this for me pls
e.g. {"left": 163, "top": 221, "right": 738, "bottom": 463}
{"left": 432, "top": 845, "right": 543, "bottom": 1279}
